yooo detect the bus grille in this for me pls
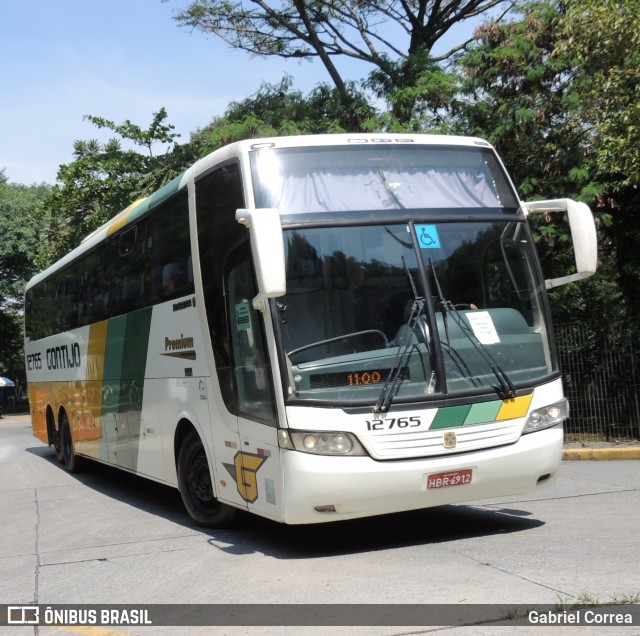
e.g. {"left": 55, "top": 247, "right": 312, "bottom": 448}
{"left": 363, "top": 421, "right": 521, "bottom": 459}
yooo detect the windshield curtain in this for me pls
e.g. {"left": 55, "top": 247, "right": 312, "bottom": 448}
{"left": 251, "top": 145, "right": 518, "bottom": 213}
{"left": 276, "top": 222, "right": 556, "bottom": 405}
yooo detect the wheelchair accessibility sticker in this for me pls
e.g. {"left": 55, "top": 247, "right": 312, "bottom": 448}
{"left": 415, "top": 224, "right": 441, "bottom": 249}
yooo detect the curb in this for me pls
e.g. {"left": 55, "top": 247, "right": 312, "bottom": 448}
{"left": 563, "top": 447, "right": 640, "bottom": 461}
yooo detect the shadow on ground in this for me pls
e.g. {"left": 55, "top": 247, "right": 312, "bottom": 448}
{"left": 26, "top": 443, "right": 543, "bottom": 560}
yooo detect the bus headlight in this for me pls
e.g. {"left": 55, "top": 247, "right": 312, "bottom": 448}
{"left": 282, "top": 430, "right": 367, "bottom": 456}
{"left": 523, "top": 399, "right": 569, "bottom": 433}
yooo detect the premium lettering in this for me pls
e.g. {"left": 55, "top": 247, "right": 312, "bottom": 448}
{"left": 165, "top": 334, "right": 194, "bottom": 351}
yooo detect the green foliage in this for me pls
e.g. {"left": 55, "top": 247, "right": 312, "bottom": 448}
{"left": 0, "top": 170, "right": 49, "bottom": 391}
{"left": 367, "top": 54, "right": 461, "bottom": 128}
{"left": 188, "top": 77, "right": 378, "bottom": 155}
{"left": 0, "top": 171, "right": 49, "bottom": 306}
{"left": 452, "top": 1, "right": 636, "bottom": 328}
{"left": 559, "top": 0, "right": 640, "bottom": 188}
{"left": 456, "top": 2, "right": 589, "bottom": 200}
{"left": 37, "top": 109, "right": 182, "bottom": 266}
{"left": 556, "top": 0, "right": 640, "bottom": 313}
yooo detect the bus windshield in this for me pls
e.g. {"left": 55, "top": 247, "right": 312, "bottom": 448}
{"left": 276, "top": 221, "right": 556, "bottom": 405}
{"left": 251, "top": 144, "right": 519, "bottom": 214}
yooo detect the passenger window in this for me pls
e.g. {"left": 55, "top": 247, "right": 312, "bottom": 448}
{"left": 148, "top": 193, "right": 193, "bottom": 303}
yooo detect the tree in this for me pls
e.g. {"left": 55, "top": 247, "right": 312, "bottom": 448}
{"left": 559, "top": 0, "right": 640, "bottom": 188}
{"left": 184, "top": 76, "right": 380, "bottom": 159}
{"left": 0, "top": 170, "right": 49, "bottom": 398}
{"left": 37, "top": 109, "right": 181, "bottom": 266}
{"left": 558, "top": 0, "right": 640, "bottom": 314}
{"left": 456, "top": 2, "right": 588, "bottom": 198}
{"left": 172, "top": 0, "right": 516, "bottom": 119}
{"left": 452, "top": 2, "right": 629, "bottom": 331}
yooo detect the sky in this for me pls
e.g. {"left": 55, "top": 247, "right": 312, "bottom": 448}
{"left": 1, "top": 1, "right": 480, "bottom": 186}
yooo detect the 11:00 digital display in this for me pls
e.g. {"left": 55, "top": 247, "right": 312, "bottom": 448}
{"left": 310, "top": 368, "right": 409, "bottom": 388}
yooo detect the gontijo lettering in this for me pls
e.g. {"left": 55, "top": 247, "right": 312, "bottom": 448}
{"left": 46, "top": 343, "right": 81, "bottom": 370}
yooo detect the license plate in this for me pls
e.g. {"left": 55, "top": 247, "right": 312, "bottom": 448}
{"left": 427, "top": 469, "right": 473, "bottom": 489}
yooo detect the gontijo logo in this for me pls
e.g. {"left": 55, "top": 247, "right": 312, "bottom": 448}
{"left": 26, "top": 343, "right": 82, "bottom": 371}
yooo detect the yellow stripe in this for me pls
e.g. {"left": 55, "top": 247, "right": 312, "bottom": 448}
{"left": 87, "top": 320, "right": 108, "bottom": 383}
{"left": 496, "top": 393, "right": 533, "bottom": 420}
{"left": 105, "top": 198, "right": 147, "bottom": 236}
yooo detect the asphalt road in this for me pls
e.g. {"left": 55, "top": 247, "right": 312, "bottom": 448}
{"left": 0, "top": 414, "right": 638, "bottom": 635}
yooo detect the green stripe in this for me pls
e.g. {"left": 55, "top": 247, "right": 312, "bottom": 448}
{"left": 121, "top": 308, "right": 153, "bottom": 378}
{"left": 128, "top": 174, "right": 184, "bottom": 224}
{"left": 431, "top": 405, "right": 471, "bottom": 429}
{"left": 103, "top": 315, "right": 127, "bottom": 413}
{"left": 101, "top": 308, "right": 153, "bottom": 471}
{"left": 463, "top": 400, "right": 502, "bottom": 425}
{"left": 430, "top": 399, "right": 505, "bottom": 430}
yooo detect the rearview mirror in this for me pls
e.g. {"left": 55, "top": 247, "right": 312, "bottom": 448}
{"left": 525, "top": 198, "right": 598, "bottom": 289}
{"left": 236, "top": 208, "right": 286, "bottom": 311}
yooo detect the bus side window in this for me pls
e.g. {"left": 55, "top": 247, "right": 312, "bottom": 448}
{"left": 112, "top": 224, "right": 146, "bottom": 316}
{"left": 148, "top": 191, "right": 193, "bottom": 303}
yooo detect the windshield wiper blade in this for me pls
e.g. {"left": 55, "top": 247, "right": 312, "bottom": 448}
{"left": 374, "top": 257, "right": 424, "bottom": 413}
{"left": 428, "top": 258, "right": 516, "bottom": 399}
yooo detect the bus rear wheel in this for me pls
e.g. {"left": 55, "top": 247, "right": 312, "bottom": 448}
{"left": 60, "top": 412, "right": 81, "bottom": 473}
{"left": 53, "top": 426, "right": 64, "bottom": 464}
{"left": 177, "top": 430, "right": 235, "bottom": 528}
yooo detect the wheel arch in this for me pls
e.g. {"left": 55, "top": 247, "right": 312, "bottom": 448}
{"left": 174, "top": 418, "right": 198, "bottom": 468}
{"left": 173, "top": 415, "right": 222, "bottom": 501}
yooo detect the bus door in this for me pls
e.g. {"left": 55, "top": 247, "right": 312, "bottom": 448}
{"left": 196, "top": 164, "right": 283, "bottom": 520}
{"left": 224, "top": 248, "right": 283, "bottom": 521}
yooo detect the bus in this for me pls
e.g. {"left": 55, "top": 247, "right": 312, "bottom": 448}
{"left": 24, "top": 134, "right": 597, "bottom": 527}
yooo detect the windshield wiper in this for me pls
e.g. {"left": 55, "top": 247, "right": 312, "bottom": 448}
{"left": 428, "top": 258, "right": 517, "bottom": 399}
{"left": 374, "top": 257, "right": 425, "bottom": 413}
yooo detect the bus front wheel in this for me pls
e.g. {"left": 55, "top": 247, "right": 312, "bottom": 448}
{"left": 177, "top": 430, "right": 236, "bottom": 528}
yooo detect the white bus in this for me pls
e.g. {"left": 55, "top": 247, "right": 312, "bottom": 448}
{"left": 25, "top": 134, "right": 597, "bottom": 527}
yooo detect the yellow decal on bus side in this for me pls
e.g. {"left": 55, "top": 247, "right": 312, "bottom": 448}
{"left": 87, "top": 320, "right": 108, "bottom": 382}
{"left": 223, "top": 452, "right": 268, "bottom": 503}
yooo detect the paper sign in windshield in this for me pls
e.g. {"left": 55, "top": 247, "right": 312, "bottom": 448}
{"left": 466, "top": 311, "right": 500, "bottom": 345}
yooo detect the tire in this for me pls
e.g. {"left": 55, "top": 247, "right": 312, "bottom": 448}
{"left": 49, "top": 410, "right": 64, "bottom": 464}
{"left": 60, "top": 412, "right": 82, "bottom": 473}
{"left": 53, "top": 424, "right": 65, "bottom": 464}
{"left": 177, "top": 430, "right": 236, "bottom": 528}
